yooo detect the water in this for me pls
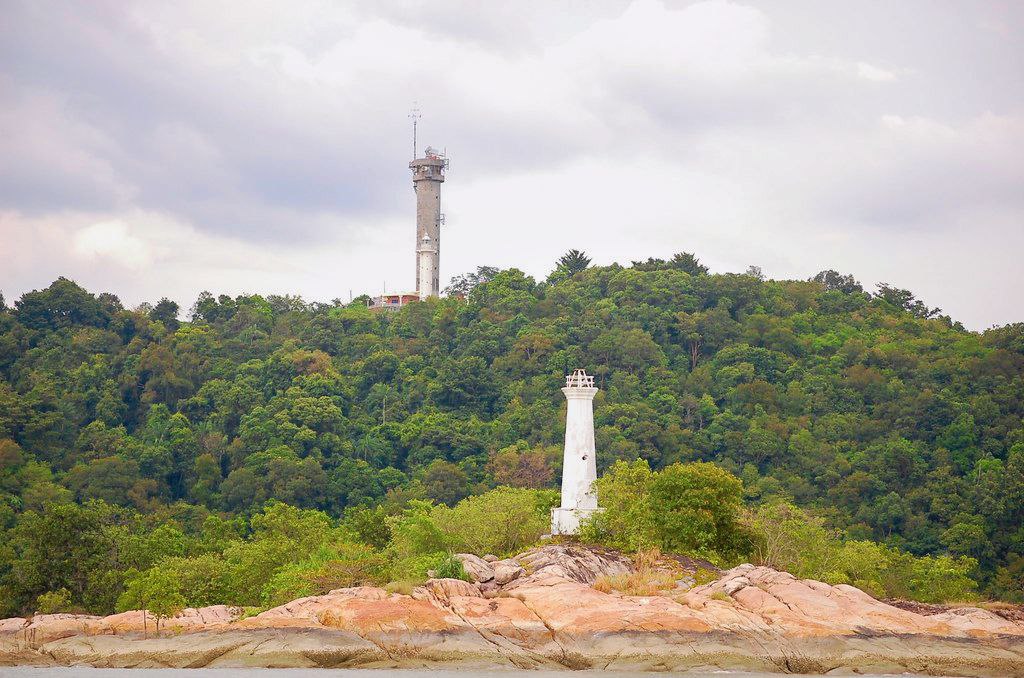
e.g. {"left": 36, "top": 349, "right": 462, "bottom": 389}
{"left": 0, "top": 669, "right": 946, "bottom": 678}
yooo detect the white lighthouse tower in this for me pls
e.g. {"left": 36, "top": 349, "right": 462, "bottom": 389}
{"left": 551, "top": 369, "right": 600, "bottom": 535}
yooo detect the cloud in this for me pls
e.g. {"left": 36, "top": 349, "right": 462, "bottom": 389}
{"left": 0, "top": 0, "right": 1022, "bottom": 329}
{"left": 857, "top": 62, "right": 898, "bottom": 82}
{"left": 72, "top": 221, "right": 153, "bottom": 270}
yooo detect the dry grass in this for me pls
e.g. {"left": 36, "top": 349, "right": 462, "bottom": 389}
{"left": 593, "top": 548, "right": 682, "bottom": 596}
{"left": 385, "top": 580, "right": 417, "bottom": 596}
{"left": 976, "top": 601, "right": 1024, "bottom": 622}
{"left": 593, "top": 570, "right": 678, "bottom": 596}
{"left": 978, "top": 600, "right": 1019, "bottom": 611}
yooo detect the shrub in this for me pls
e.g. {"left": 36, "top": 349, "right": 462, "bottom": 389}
{"left": 390, "top": 553, "right": 447, "bottom": 583}
{"left": 386, "top": 489, "right": 554, "bottom": 565}
{"left": 649, "top": 462, "right": 748, "bottom": 559}
{"left": 743, "top": 501, "right": 978, "bottom": 603}
{"left": 434, "top": 553, "right": 469, "bottom": 581}
{"left": 743, "top": 502, "right": 841, "bottom": 579}
{"left": 581, "top": 460, "right": 749, "bottom": 561}
{"left": 434, "top": 487, "right": 555, "bottom": 556}
{"left": 579, "top": 459, "right": 656, "bottom": 551}
{"left": 36, "top": 588, "right": 73, "bottom": 614}
{"left": 262, "top": 542, "right": 389, "bottom": 606}
{"left": 387, "top": 501, "right": 448, "bottom": 561}
{"left": 829, "top": 540, "right": 977, "bottom": 603}
{"left": 991, "top": 556, "right": 1024, "bottom": 603}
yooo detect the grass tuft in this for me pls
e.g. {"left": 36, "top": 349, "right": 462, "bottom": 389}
{"left": 385, "top": 580, "right": 417, "bottom": 596}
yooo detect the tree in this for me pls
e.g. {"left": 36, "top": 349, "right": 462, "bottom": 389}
{"left": 149, "top": 298, "right": 181, "bottom": 331}
{"left": 444, "top": 266, "right": 498, "bottom": 297}
{"left": 432, "top": 356, "right": 499, "bottom": 413}
{"left": 811, "top": 269, "right": 863, "bottom": 294}
{"left": 486, "top": 445, "right": 555, "bottom": 488}
{"left": 874, "top": 283, "right": 941, "bottom": 319}
{"left": 14, "top": 277, "right": 114, "bottom": 331}
{"left": 589, "top": 328, "right": 664, "bottom": 375}
{"left": 421, "top": 459, "right": 470, "bottom": 506}
{"left": 117, "top": 568, "right": 185, "bottom": 634}
{"left": 0, "top": 501, "right": 136, "bottom": 616}
{"left": 219, "top": 502, "right": 340, "bottom": 605}
{"left": 65, "top": 456, "right": 141, "bottom": 505}
{"left": 671, "top": 252, "right": 709, "bottom": 276}
{"left": 555, "top": 249, "right": 591, "bottom": 277}
{"left": 2, "top": 259, "right": 1023, "bottom": 607}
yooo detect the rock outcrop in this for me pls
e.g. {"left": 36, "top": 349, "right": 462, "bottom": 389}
{"left": 2, "top": 544, "right": 1023, "bottom": 676}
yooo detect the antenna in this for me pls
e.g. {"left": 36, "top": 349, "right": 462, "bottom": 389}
{"left": 409, "top": 104, "right": 421, "bottom": 159}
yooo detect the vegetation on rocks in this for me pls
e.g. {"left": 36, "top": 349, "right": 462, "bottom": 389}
{"left": 1, "top": 251, "right": 1023, "bottom": 616}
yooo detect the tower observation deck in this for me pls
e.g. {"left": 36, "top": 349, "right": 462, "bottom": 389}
{"left": 410, "top": 146, "right": 447, "bottom": 299}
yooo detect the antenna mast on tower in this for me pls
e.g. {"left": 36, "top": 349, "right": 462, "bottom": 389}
{"left": 409, "top": 104, "right": 421, "bottom": 159}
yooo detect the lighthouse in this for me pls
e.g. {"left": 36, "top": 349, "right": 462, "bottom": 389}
{"left": 551, "top": 369, "right": 600, "bottom": 535}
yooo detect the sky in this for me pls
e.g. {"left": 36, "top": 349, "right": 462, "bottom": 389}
{"left": 1, "top": 0, "right": 1022, "bottom": 329}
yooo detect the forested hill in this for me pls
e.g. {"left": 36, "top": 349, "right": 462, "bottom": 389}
{"left": 1, "top": 252, "right": 1023, "bottom": 609}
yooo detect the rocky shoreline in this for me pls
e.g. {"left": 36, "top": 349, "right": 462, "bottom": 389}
{"left": 2, "top": 545, "right": 1023, "bottom": 676}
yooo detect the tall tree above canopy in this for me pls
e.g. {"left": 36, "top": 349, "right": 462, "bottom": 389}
{"left": 811, "top": 270, "right": 864, "bottom": 294}
{"left": 149, "top": 298, "right": 181, "bottom": 331}
{"left": 874, "top": 283, "right": 942, "bottom": 319}
{"left": 671, "top": 252, "right": 709, "bottom": 276}
{"left": 14, "top": 277, "right": 117, "bottom": 332}
{"left": 556, "top": 249, "right": 591, "bottom": 277}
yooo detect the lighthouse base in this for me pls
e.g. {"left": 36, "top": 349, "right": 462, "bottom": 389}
{"left": 550, "top": 507, "right": 601, "bottom": 536}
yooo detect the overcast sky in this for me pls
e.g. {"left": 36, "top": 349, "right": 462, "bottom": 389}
{"left": 1, "top": 0, "right": 1022, "bottom": 329}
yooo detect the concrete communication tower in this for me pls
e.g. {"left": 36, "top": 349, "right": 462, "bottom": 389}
{"left": 410, "top": 145, "right": 447, "bottom": 300}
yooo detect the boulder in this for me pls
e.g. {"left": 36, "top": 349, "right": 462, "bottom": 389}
{"left": 418, "top": 578, "right": 483, "bottom": 604}
{"left": 454, "top": 553, "right": 494, "bottom": 583}
{"left": 686, "top": 565, "right": 959, "bottom": 637}
{"left": 479, "top": 580, "right": 502, "bottom": 598}
{"left": 492, "top": 559, "right": 525, "bottom": 586}
{"left": 510, "top": 544, "right": 631, "bottom": 587}
{"left": 251, "top": 587, "right": 388, "bottom": 627}
{"left": 932, "top": 607, "right": 1024, "bottom": 636}
{"left": 21, "top": 614, "right": 103, "bottom": 643}
{"left": 0, "top": 618, "right": 26, "bottom": 633}
{"left": 722, "top": 575, "right": 750, "bottom": 596}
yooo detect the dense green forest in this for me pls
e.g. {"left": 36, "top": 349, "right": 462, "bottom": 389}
{"left": 1, "top": 252, "right": 1023, "bottom": 617}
